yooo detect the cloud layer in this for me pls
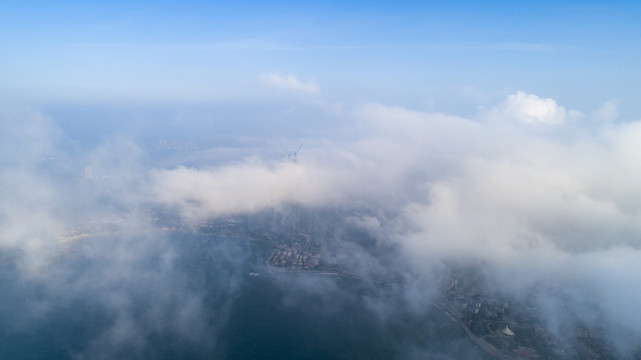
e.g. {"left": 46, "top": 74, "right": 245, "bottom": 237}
{"left": 3, "top": 90, "right": 641, "bottom": 357}
{"left": 151, "top": 91, "right": 641, "bottom": 353}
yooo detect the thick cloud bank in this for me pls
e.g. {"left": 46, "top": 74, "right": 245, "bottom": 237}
{"left": 153, "top": 92, "right": 641, "bottom": 353}
{"left": 2, "top": 91, "right": 641, "bottom": 357}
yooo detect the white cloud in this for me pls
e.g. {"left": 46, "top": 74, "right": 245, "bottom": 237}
{"left": 489, "top": 91, "right": 582, "bottom": 125}
{"left": 12, "top": 87, "right": 641, "bottom": 355}
{"left": 4, "top": 92, "right": 628, "bottom": 351}
{"left": 152, "top": 161, "right": 337, "bottom": 220}
{"left": 151, "top": 98, "right": 641, "bottom": 264}
{"left": 150, "top": 96, "right": 641, "bottom": 349}
{"left": 151, "top": 103, "right": 485, "bottom": 222}
{"left": 259, "top": 72, "right": 319, "bottom": 93}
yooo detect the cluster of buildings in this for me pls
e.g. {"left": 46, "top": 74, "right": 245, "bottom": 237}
{"left": 446, "top": 277, "right": 510, "bottom": 321}
{"left": 461, "top": 298, "right": 509, "bottom": 321}
{"left": 442, "top": 273, "right": 621, "bottom": 359}
{"left": 270, "top": 242, "right": 320, "bottom": 270}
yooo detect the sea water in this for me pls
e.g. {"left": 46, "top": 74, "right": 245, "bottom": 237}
{"left": 0, "top": 233, "right": 490, "bottom": 359}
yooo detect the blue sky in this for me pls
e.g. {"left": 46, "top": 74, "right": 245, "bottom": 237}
{"left": 2, "top": 1, "right": 640, "bottom": 117}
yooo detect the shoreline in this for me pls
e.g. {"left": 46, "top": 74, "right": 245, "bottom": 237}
{"left": 262, "top": 248, "right": 516, "bottom": 360}
{"left": 61, "top": 229, "right": 523, "bottom": 360}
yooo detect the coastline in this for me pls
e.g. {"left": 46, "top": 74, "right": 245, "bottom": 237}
{"left": 263, "top": 247, "right": 517, "bottom": 360}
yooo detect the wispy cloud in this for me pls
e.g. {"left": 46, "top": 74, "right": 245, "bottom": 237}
{"left": 259, "top": 72, "right": 319, "bottom": 93}
{"left": 62, "top": 41, "right": 554, "bottom": 53}
{"left": 594, "top": 99, "right": 621, "bottom": 122}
